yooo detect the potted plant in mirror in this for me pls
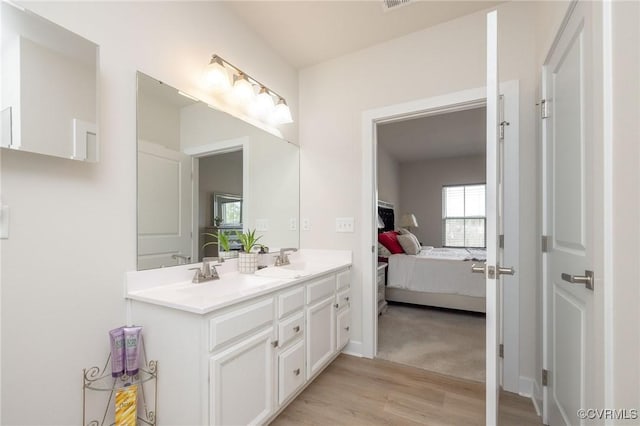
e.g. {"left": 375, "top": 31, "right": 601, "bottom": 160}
{"left": 236, "top": 229, "right": 262, "bottom": 273}
{"left": 217, "top": 231, "right": 236, "bottom": 262}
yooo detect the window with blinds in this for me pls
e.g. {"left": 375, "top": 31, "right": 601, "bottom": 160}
{"left": 442, "top": 184, "right": 486, "bottom": 248}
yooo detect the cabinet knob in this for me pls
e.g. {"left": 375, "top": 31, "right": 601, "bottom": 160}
{"left": 345, "top": 326, "right": 350, "bottom": 331}
{"left": 294, "top": 368, "right": 301, "bottom": 376}
{"left": 334, "top": 303, "right": 339, "bottom": 309}
{"left": 345, "top": 296, "right": 350, "bottom": 301}
{"left": 293, "top": 325, "right": 300, "bottom": 333}
{"left": 271, "top": 340, "right": 279, "bottom": 348}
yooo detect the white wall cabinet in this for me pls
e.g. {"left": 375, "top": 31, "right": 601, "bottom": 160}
{"left": 129, "top": 265, "right": 351, "bottom": 425}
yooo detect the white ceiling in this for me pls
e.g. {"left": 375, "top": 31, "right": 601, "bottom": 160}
{"left": 377, "top": 107, "right": 486, "bottom": 163}
{"left": 226, "top": 1, "right": 503, "bottom": 68}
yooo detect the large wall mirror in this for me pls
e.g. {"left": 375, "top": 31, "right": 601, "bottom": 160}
{"left": 0, "top": 1, "right": 99, "bottom": 161}
{"left": 136, "top": 72, "right": 299, "bottom": 270}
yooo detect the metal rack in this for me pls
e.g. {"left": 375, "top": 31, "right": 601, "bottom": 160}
{"left": 82, "top": 337, "right": 157, "bottom": 426}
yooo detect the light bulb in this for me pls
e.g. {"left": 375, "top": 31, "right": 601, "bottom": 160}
{"left": 231, "top": 73, "right": 255, "bottom": 105}
{"left": 272, "top": 98, "right": 293, "bottom": 124}
{"left": 204, "top": 55, "right": 231, "bottom": 92}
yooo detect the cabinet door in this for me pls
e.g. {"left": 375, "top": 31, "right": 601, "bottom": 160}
{"left": 336, "top": 308, "right": 351, "bottom": 350}
{"left": 278, "top": 340, "right": 305, "bottom": 405}
{"left": 209, "top": 327, "right": 274, "bottom": 426}
{"left": 306, "top": 296, "right": 335, "bottom": 378}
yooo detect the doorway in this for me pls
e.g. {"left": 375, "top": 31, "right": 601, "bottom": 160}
{"left": 375, "top": 106, "right": 488, "bottom": 382}
{"left": 361, "top": 81, "right": 520, "bottom": 392}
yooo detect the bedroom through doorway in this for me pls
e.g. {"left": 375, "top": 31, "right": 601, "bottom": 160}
{"left": 375, "top": 105, "right": 488, "bottom": 383}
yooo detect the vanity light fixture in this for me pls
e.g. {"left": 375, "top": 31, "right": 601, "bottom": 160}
{"left": 205, "top": 55, "right": 232, "bottom": 92}
{"left": 204, "top": 54, "right": 293, "bottom": 124}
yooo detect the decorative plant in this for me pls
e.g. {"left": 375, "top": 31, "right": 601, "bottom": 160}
{"left": 236, "top": 229, "right": 262, "bottom": 253}
{"left": 201, "top": 230, "right": 230, "bottom": 252}
{"left": 217, "top": 231, "right": 230, "bottom": 252}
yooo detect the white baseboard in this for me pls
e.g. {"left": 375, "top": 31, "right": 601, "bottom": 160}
{"left": 519, "top": 376, "right": 542, "bottom": 417}
{"left": 343, "top": 340, "right": 364, "bottom": 357}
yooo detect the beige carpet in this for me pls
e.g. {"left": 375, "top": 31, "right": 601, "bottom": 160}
{"left": 377, "top": 302, "right": 486, "bottom": 382}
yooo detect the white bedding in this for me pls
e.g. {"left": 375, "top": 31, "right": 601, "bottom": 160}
{"left": 387, "top": 247, "right": 486, "bottom": 298}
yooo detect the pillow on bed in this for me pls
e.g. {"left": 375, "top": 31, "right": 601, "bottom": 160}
{"left": 397, "top": 233, "right": 421, "bottom": 255}
{"left": 377, "top": 242, "right": 392, "bottom": 257}
{"left": 378, "top": 231, "right": 404, "bottom": 254}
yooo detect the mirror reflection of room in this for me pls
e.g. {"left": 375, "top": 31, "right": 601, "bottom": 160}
{"left": 136, "top": 72, "right": 299, "bottom": 271}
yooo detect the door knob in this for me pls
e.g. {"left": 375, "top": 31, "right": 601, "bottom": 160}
{"left": 497, "top": 265, "right": 515, "bottom": 276}
{"left": 561, "top": 270, "right": 594, "bottom": 290}
{"left": 471, "top": 263, "right": 486, "bottom": 274}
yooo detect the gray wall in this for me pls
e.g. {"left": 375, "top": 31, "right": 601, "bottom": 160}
{"left": 376, "top": 145, "right": 400, "bottom": 226}
{"left": 198, "top": 151, "right": 243, "bottom": 230}
{"left": 399, "top": 154, "right": 485, "bottom": 247}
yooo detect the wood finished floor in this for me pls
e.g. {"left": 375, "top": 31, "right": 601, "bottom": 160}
{"left": 272, "top": 355, "right": 541, "bottom": 426}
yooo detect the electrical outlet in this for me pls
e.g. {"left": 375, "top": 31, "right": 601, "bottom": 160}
{"left": 289, "top": 218, "right": 297, "bottom": 231}
{"left": 336, "top": 217, "right": 355, "bottom": 233}
{"left": 302, "top": 218, "right": 311, "bottom": 231}
{"left": 255, "top": 219, "right": 269, "bottom": 231}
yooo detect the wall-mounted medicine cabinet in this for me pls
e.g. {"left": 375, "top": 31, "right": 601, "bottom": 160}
{"left": 1, "top": 1, "right": 99, "bottom": 161}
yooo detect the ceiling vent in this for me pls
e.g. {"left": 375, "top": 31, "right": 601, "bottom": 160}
{"left": 382, "top": 0, "right": 412, "bottom": 12}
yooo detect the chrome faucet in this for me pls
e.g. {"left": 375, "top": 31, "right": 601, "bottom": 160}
{"left": 274, "top": 248, "right": 298, "bottom": 267}
{"left": 189, "top": 257, "right": 221, "bottom": 283}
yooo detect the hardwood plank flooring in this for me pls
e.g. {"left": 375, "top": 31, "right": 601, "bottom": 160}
{"left": 271, "top": 355, "right": 541, "bottom": 426}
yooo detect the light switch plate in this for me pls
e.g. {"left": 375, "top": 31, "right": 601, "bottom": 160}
{"left": 255, "top": 219, "right": 269, "bottom": 231}
{"left": 289, "top": 218, "right": 297, "bottom": 231}
{"left": 302, "top": 218, "right": 311, "bottom": 231}
{"left": 336, "top": 217, "right": 354, "bottom": 233}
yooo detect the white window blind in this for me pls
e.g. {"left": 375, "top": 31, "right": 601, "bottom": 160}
{"left": 442, "top": 184, "right": 486, "bottom": 248}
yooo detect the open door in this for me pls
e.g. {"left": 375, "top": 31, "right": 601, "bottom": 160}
{"left": 477, "top": 9, "right": 515, "bottom": 424}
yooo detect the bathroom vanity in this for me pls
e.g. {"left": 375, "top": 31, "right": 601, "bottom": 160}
{"left": 126, "top": 249, "right": 351, "bottom": 425}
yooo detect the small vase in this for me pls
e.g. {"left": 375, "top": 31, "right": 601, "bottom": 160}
{"left": 238, "top": 252, "right": 258, "bottom": 274}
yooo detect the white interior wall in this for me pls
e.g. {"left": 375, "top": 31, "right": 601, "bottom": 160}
{"left": 376, "top": 145, "right": 400, "bottom": 217}
{"left": 300, "top": 1, "right": 541, "bottom": 386}
{"left": 0, "top": 1, "right": 297, "bottom": 423}
{"left": 398, "top": 155, "right": 485, "bottom": 247}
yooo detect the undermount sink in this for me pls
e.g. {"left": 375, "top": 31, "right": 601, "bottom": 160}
{"left": 254, "top": 264, "right": 312, "bottom": 279}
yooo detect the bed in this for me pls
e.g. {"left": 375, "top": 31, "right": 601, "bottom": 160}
{"left": 385, "top": 247, "right": 487, "bottom": 313}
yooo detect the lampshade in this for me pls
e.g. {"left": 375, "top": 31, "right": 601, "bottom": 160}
{"left": 231, "top": 73, "right": 255, "bottom": 104}
{"left": 204, "top": 55, "right": 231, "bottom": 92}
{"left": 273, "top": 97, "right": 293, "bottom": 124}
{"left": 400, "top": 213, "right": 418, "bottom": 228}
{"left": 377, "top": 215, "right": 385, "bottom": 229}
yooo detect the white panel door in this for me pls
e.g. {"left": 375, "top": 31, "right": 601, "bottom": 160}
{"left": 484, "top": 10, "right": 502, "bottom": 425}
{"left": 543, "top": 2, "right": 595, "bottom": 425}
{"left": 137, "top": 139, "right": 192, "bottom": 269}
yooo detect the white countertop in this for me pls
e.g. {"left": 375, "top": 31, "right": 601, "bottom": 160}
{"left": 125, "top": 249, "right": 352, "bottom": 315}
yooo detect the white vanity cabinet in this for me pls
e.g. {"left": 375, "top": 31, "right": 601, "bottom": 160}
{"left": 128, "top": 264, "right": 351, "bottom": 426}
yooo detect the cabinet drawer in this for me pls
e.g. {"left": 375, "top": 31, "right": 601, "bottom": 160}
{"left": 278, "top": 286, "right": 304, "bottom": 319}
{"left": 336, "top": 308, "right": 351, "bottom": 350}
{"left": 278, "top": 311, "right": 304, "bottom": 348}
{"left": 336, "top": 288, "right": 350, "bottom": 312}
{"left": 336, "top": 268, "right": 351, "bottom": 290}
{"left": 278, "top": 340, "right": 305, "bottom": 405}
{"left": 306, "top": 275, "right": 335, "bottom": 305}
{"left": 209, "top": 298, "right": 274, "bottom": 352}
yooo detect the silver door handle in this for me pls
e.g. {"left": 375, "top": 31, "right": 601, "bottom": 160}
{"left": 471, "top": 263, "right": 485, "bottom": 274}
{"left": 497, "top": 265, "right": 515, "bottom": 276}
{"left": 561, "top": 270, "right": 594, "bottom": 290}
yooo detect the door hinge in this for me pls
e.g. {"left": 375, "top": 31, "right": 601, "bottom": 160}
{"left": 499, "top": 344, "right": 504, "bottom": 358}
{"left": 499, "top": 234, "right": 504, "bottom": 249}
{"left": 542, "top": 369, "right": 549, "bottom": 386}
{"left": 539, "top": 99, "right": 550, "bottom": 119}
{"left": 499, "top": 121, "right": 510, "bottom": 140}
{"left": 372, "top": 245, "right": 375, "bottom": 253}
{"left": 541, "top": 235, "right": 550, "bottom": 253}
